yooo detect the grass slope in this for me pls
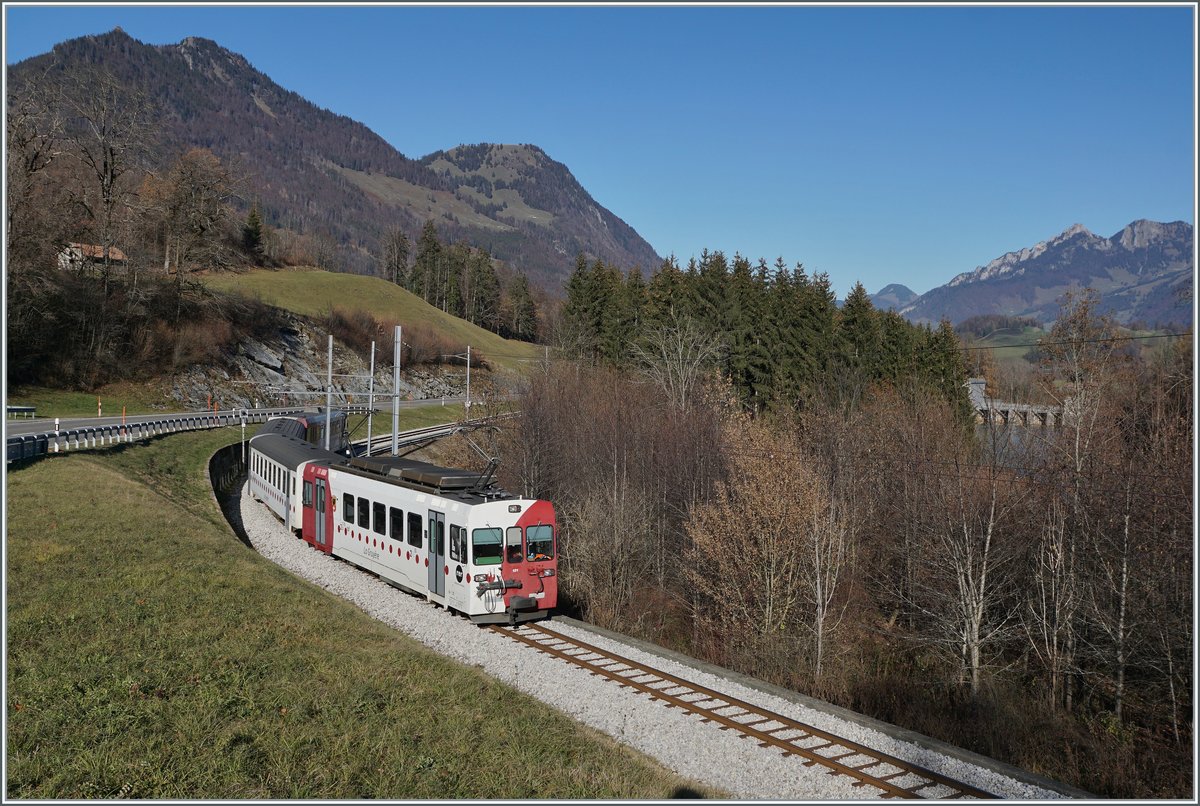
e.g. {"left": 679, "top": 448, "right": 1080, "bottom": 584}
{"left": 965, "top": 326, "right": 1048, "bottom": 365}
{"left": 6, "top": 382, "right": 179, "bottom": 419}
{"left": 6, "top": 431, "right": 716, "bottom": 799}
{"left": 200, "top": 268, "right": 540, "bottom": 373}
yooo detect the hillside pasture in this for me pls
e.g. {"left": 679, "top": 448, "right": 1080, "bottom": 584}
{"left": 199, "top": 268, "right": 541, "bottom": 374}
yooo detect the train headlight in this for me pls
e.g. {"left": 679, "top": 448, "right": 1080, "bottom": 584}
{"left": 542, "top": 569, "right": 555, "bottom": 577}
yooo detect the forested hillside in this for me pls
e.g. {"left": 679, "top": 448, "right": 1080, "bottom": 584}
{"left": 556, "top": 250, "right": 973, "bottom": 418}
{"left": 7, "top": 28, "right": 660, "bottom": 287}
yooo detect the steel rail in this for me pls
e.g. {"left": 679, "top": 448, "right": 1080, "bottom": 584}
{"left": 492, "top": 623, "right": 997, "bottom": 800}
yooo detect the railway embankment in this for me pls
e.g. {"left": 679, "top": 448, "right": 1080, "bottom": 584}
{"left": 232, "top": 464, "right": 1085, "bottom": 800}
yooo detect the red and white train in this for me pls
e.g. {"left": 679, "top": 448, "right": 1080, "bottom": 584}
{"left": 247, "top": 413, "right": 558, "bottom": 624}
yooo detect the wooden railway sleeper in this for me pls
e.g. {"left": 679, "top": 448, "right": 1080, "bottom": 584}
{"left": 501, "top": 625, "right": 993, "bottom": 799}
{"left": 519, "top": 624, "right": 997, "bottom": 800}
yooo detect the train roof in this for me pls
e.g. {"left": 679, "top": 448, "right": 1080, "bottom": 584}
{"left": 298, "top": 409, "right": 346, "bottom": 427}
{"left": 255, "top": 416, "right": 307, "bottom": 440}
{"left": 343, "top": 455, "right": 513, "bottom": 503}
{"left": 253, "top": 433, "right": 350, "bottom": 469}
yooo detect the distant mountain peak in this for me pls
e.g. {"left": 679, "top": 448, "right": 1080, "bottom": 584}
{"left": 899, "top": 218, "right": 1192, "bottom": 327}
{"left": 869, "top": 283, "right": 918, "bottom": 311}
{"left": 1117, "top": 218, "right": 1177, "bottom": 250}
{"left": 1056, "top": 222, "right": 1093, "bottom": 240}
{"left": 946, "top": 222, "right": 1103, "bottom": 289}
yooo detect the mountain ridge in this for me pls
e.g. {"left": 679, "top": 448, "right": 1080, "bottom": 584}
{"left": 10, "top": 28, "right": 661, "bottom": 289}
{"left": 898, "top": 219, "right": 1193, "bottom": 327}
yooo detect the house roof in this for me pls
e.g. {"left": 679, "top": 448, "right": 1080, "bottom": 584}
{"left": 66, "top": 243, "right": 128, "bottom": 261}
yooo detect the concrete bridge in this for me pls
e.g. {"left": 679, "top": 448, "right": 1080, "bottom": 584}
{"left": 967, "top": 378, "right": 1063, "bottom": 427}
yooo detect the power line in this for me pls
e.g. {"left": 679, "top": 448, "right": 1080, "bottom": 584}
{"left": 958, "top": 331, "right": 1191, "bottom": 352}
{"left": 465, "top": 330, "right": 1192, "bottom": 363}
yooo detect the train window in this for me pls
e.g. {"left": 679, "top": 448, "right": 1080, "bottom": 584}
{"left": 373, "top": 502, "right": 386, "bottom": 535}
{"left": 343, "top": 493, "right": 355, "bottom": 524}
{"left": 303, "top": 481, "right": 313, "bottom": 508}
{"left": 449, "top": 525, "right": 461, "bottom": 562}
{"left": 357, "top": 497, "right": 370, "bottom": 527}
{"left": 389, "top": 507, "right": 403, "bottom": 541}
{"left": 506, "top": 527, "right": 523, "bottom": 564}
{"left": 472, "top": 528, "right": 503, "bottom": 565}
{"left": 526, "top": 525, "right": 554, "bottom": 560}
{"left": 407, "top": 512, "right": 422, "bottom": 548}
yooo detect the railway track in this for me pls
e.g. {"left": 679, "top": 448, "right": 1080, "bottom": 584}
{"left": 491, "top": 622, "right": 997, "bottom": 800}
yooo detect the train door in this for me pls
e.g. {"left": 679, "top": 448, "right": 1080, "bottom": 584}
{"left": 427, "top": 510, "right": 446, "bottom": 597}
{"left": 314, "top": 478, "right": 328, "bottom": 547}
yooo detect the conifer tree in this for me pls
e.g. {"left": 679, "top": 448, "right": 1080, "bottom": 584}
{"left": 411, "top": 219, "right": 441, "bottom": 303}
{"left": 726, "top": 254, "right": 771, "bottom": 410}
{"left": 647, "top": 255, "right": 685, "bottom": 326}
{"left": 835, "top": 281, "right": 882, "bottom": 379}
{"left": 466, "top": 248, "right": 500, "bottom": 330}
{"left": 242, "top": 205, "right": 264, "bottom": 261}
{"left": 594, "top": 260, "right": 629, "bottom": 366}
{"left": 878, "top": 309, "right": 918, "bottom": 384}
{"left": 799, "top": 269, "right": 838, "bottom": 395}
{"left": 694, "top": 249, "right": 730, "bottom": 327}
{"left": 561, "top": 253, "right": 597, "bottom": 359}
{"left": 769, "top": 263, "right": 807, "bottom": 405}
{"left": 507, "top": 273, "right": 538, "bottom": 342}
{"left": 925, "top": 318, "right": 974, "bottom": 425}
{"left": 624, "top": 266, "right": 648, "bottom": 344}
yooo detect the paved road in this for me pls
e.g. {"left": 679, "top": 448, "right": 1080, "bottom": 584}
{"left": 3, "top": 397, "right": 469, "bottom": 438}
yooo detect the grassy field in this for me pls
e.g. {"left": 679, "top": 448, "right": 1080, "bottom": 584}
{"left": 199, "top": 268, "right": 540, "bottom": 374}
{"left": 965, "top": 325, "right": 1047, "bottom": 365}
{"left": 6, "top": 431, "right": 718, "bottom": 799}
{"left": 6, "top": 381, "right": 180, "bottom": 419}
{"left": 346, "top": 403, "right": 466, "bottom": 441}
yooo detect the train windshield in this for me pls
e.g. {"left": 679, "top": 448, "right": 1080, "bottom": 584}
{"left": 472, "top": 528, "right": 503, "bottom": 565}
{"left": 506, "top": 527, "right": 523, "bottom": 564}
{"left": 526, "top": 525, "right": 554, "bottom": 561}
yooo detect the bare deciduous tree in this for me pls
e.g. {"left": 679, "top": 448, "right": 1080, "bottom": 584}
{"left": 379, "top": 225, "right": 410, "bottom": 285}
{"left": 685, "top": 419, "right": 852, "bottom": 682}
{"left": 59, "top": 65, "right": 153, "bottom": 292}
{"left": 6, "top": 70, "right": 65, "bottom": 267}
{"left": 142, "top": 148, "right": 238, "bottom": 278}
{"left": 630, "top": 310, "right": 723, "bottom": 412}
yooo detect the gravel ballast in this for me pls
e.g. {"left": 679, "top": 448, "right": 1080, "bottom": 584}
{"left": 238, "top": 484, "right": 1067, "bottom": 800}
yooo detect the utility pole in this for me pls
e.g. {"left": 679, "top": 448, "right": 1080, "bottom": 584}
{"left": 466, "top": 344, "right": 471, "bottom": 415}
{"left": 367, "top": 340, "right": 375, "bottom": 457}
{"left": 392, "top": 324, "right": 402, "bottom": 455}
{"left": 324, "top": 334, "right": 333, "bottom": 451}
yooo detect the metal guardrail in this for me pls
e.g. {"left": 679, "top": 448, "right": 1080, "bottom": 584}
{"left": 6, "top": 407, "right": 517, "bottom": 465}
{"left": 6, "top": 406, "right": 36, "bottom": 419}
{"left": 5, "top": 407, "right": 307, "bottom": 465}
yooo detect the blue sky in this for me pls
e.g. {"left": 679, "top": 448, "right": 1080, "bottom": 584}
{"left": 4, "top": 4, "right": 1196, "bottom": 295}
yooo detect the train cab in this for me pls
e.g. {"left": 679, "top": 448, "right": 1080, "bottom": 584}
{"left": 305, "top": 454, "right": 558, "bottom": 624}
{"left": 469, "top": 498, "right": 558, "bottom": 624}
